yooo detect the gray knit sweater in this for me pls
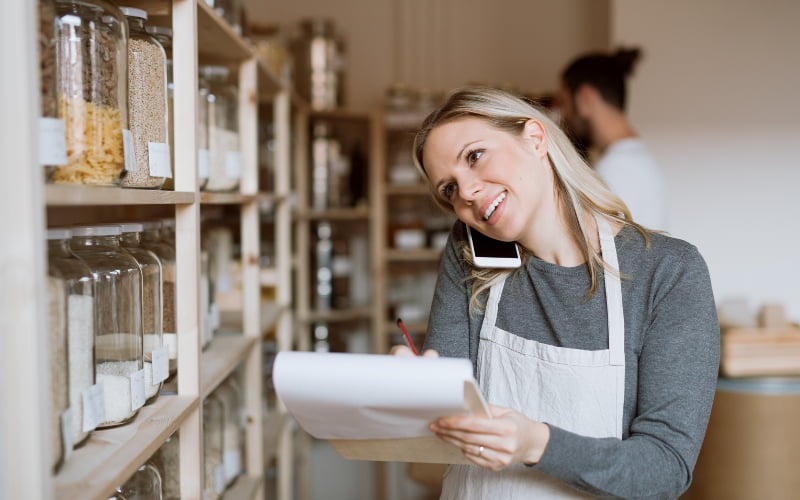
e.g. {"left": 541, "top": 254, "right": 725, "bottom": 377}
{"left": 423, "top": 222, "right": 720, "bottom": 499}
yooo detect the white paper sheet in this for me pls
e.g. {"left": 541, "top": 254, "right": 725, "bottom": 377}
{"left": 274, "top": 351, "right": 481, "bottom": 440}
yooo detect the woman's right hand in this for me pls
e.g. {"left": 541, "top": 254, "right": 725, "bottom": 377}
{"left": 389, "top": 345, "right": 440, "bottom": 358}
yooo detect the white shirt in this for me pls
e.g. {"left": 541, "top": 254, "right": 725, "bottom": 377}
{"left": 594, "top": 138, "right": 668, "bottom": 230}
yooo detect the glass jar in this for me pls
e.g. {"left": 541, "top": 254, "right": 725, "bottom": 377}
{"left": 52, "top": 0, "right": 128, "bottom": 185}
{"left": 200, "top": 65, "right": 241, "bottom": 192}
{"left": 46, "top": 250, "right": 68, "bottom": 472}
{"left": 117, "top": 223, "right": 165, "bottom": 404}
{"left": 200, "top": 249, "right": 213, "bottom": 350}
{"left": 292, "top": 19, "right": 344, "bottom": 110}
{"left": 118, "top": 462, "right": 163, "bottom": 500}
{"left": 140, "top": 222, "right": 177, "bottom": 376}
{"left": 119, "top": 7, "right": 170, "bottom": 189}
{"left": 197, "top": 74, "right": 211, "bottom": 190}
{"left": 70, "top": 225, "right": 144, "bottom": 427}
{"left": 212, "top": 0, "right": 242, "bottom": 35}
{"left": 151, "top": 433, "right": 180, "bottom": 500}
{"left": 47, "top": 228, "right": 96, "bottom": 448}
{"left": 218, "top": 376, "right": 244, "bottom": 485}
{"left": 40, "top": 0, "right": 67, "bottom": 180}
{"left": 146, "top": 25, "right": 174, "bottom": 191}
{"left": 203, "top": 395, "right": 226, "bottom": 500}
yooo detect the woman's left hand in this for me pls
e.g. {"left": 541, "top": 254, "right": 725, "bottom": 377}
{"left": 430, "top": 405, "right": 550, "bottom": 471}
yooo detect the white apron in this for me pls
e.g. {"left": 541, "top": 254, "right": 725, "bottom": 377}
{"left": 441, "top": 217, "right": 625, "bottom": 499}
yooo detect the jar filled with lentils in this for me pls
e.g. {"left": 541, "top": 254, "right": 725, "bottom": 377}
{"left": 119, "top": 7, "right": 171, "bottom": 189}
{"left": 52, "top": 0, "right": 128, "bottom": 185}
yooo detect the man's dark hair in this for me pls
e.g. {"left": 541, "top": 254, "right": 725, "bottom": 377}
{"left": 562, "top": 47, "right": 642, "bottom": 111}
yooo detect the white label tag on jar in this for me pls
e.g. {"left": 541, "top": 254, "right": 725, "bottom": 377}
{"left": 123, "top": 129, "right": 137, "bottom": 172}
{"left": 39, "top": 117, "right": 67, "bottom": 166}
{"left": 151, "top": 346, "right": 170, "bottom": 384}
{"left": 214, "top": 464, "right": 226, "bottom": 493}
{"left": 198, "top": 149, "right": 211, "bottom": 180}
{"left": 225, "top": 151, "right": 242, "bottom": 179}
{"left": 148, "top": 142, "right": 172, "bottom": 178}
{"left": 130, "top": 369, "right": 146, "bottom": 411}
{"left": 224, "top": 450, "right": 242, "bottom": 481}
{"left": 61, "top": 408, "right": 74, "bottom": 460}
{"left": 84, "top": 384, "right": 104, "bottom": 432}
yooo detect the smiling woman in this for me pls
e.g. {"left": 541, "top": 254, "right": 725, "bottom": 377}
{"left": 395, "top": 87, "right": 721, "bottom": 499}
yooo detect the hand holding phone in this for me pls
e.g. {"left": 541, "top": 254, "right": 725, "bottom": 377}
{"left": 467, "top": 226, "right": 522, "bottom": 268}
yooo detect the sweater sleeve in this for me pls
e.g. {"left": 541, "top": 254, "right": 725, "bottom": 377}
{"left": 533, "top": 245, "right": 720, "bottom": 499}
{"left": 423, "top": 223, "right": 472, "bottom": 361}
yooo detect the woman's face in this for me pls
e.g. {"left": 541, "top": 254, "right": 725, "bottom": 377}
{"left": 422, "top": 117, "right": 555, "bottom": 243}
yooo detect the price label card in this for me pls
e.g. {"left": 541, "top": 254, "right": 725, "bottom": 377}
{"left": 151, "top": 346, "right": 170, "bottom": 384}
{"left": 123, "top": 129, "right": 137, "bottom": 172}
{"left": 130, "top": 369, "right": 146, "bottom": 411}
{"left": 148, "top": 142, "right": 172, "bottom": 178}
{"left": 198, "top": 149, "right": 211, "bottom": 179}
{"left": 225, "top": 151, "right": 242, "bottom": 179}
{"left": 61, "top": 408, "right": 74, "bottom": 460}
{"left": 83, "top": 384, "right": 105, "bottom": 431}
{"left": 39, "top": 117, "right": 67, "bottom": 166}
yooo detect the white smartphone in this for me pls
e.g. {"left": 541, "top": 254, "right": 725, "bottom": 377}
{"left": 466, "top": 226, "right": 522, "bottom": 268}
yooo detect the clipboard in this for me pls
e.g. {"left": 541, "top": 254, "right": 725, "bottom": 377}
{"left": 329, "top": 380, "right": 490, "bottom": 464}
{"left": 273, "top": 351, "right": 491, "bottom": 464}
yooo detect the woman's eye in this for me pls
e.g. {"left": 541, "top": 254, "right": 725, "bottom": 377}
{"left": 466, "top": 149, "right": 483, "bottom": 165}
{"left": 441, "top": 183, "right": 456, "bottom": 200}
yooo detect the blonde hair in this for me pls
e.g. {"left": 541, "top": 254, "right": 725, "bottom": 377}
{"left": 412, "top": 87, "right": 650, "bottom": 311}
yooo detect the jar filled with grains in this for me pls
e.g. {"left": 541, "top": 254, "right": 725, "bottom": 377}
{"left": 146, "top": 25, "right": 175, "bottom": 191}
{"left": 46, "top": 259, "right": 68, "bottom": 472}
{"left": 47, "top": 228, "right": 97, "bottom": 448}
{"left": 140, "top": 222, "right": 177, "bottom": 377}
{"left": 70, "top": 225, "right": 144, "bottom": 427}
{"left": 204, "top": 394, "right": 226, "bottom": 500}
{"left": 217, "top": 375, "right": 244, "bottom": 485}
{"left": 52, "top": 0, "right": 128, "bottom": 185}
{"left": 39, "top": 0, "right": 67, "bottom": 180}
{"left": 116, "top": 223, "right": 166, "bottom": 404}
{"left": 119, "top": 7, "right": 171, "bottom": 189}
{"left": 118, "top": 462, "right": 164, "bottom": 500}
{"left": 151, "top": 432, "right": 180, "bottom": 500}
{"left": 200, "top": 65, "right": 241, "bottom": 192}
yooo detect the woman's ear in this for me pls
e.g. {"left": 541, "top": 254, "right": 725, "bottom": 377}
{"left": 522, "top": 119, "right": 549, "bottom": 159}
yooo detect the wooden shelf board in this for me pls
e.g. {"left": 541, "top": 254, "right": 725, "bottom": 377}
{"left": 200, "top": 192, "right": 257, "bottom": 205}
{"left": 300, "top": 306, "right": 372, "bottom": 324}
{"left": 294, "top": 207, "right": 370, "bottom": 221}
{"left": 54, "top": 395, "right": 197, "bottom": 500}
{"left": 386, "top": 183, "right": 429, "bottom": 196}
{"left": 386, "top": 248, "right": 443, "bottom": 262}
{"left": 197, "top": 0, "right": 252, "bottom": 62}
{"left": 46, "top": 185, "right": 195, "bottom": 206}
{"left": 200, "top": 334, "right": 256, "bottom": 398}
{"left": 225, "top": 474, "right": 264, "bottom": 500}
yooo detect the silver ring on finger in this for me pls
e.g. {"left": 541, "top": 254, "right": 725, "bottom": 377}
{"left": 477, "top": 445, "right": 484, "bottom": 457}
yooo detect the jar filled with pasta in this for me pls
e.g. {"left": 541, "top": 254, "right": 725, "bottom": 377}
{"left": 119, "top": 7, "right": 171, "bottom": 189}
{"left": 47, "top": 228, "right": 97, "bottom": 448}
{"left": 117, "top": 223, "right": 166, "bottom": 404}
{"left": 200, "top": 65, "right": 241, "bottom": 192}
{"left": 70, "top": 225, "right": 144, "bottom": 427}
{"left": 52, "top": 0, "right": 129, "bottom": 185}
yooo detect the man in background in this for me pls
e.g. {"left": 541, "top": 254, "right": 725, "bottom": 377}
{"left": 560, "top": 48, "right": 668, "bottom": 230}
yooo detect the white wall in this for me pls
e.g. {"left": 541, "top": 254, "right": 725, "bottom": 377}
{"left": 612, "top": 0, "right": 800, "bottom": 321}
{"left": 248, "top": 0, "right": 609, "bottom": 110}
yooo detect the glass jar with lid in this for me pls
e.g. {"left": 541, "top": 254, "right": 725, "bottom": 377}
{"left": 140, "top": 222, "right": 177, "bottom": 376}
{"left": 200, "top": 65, "right": 241, "bottom": 192}
{"left": 203, "top": 394, "right": 226, "bottom": 500}
{"left": 115, "top": 223, "right": 166, "bottom": 404}
{"left": 145, "top": 25, "right": 175, "bottom": 191}
{"left": 45, "top": 239, "right": 69, "bottom": 472}
{"left": 47, "top": 228, "right": 96, "bottom": 448}
{"left": 40, "top": 0, "right": 68, "bottom": 180}
{"left": 119, "top": 7, "right": 170, "bottom": 189}
{"left": 218, "top": 376, "right": 244, "bottom": 485}
{"left": 52, "top": 0, "right": 128, "bottom": 185}
{"left": 197, "top": 73, "right": 211, "bottom": 190}
{"left": 70, "top": 225, "right": 144, "bottom": 427}
{"left": 151, "top": 432, "right": 180, "bottom": 500}
{"left": 118, "top": 461, "right": 164, "bottom": 500}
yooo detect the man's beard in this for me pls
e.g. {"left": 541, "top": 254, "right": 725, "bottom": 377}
{"left": 562, "top": 115, "right": 593, "bottom": 162}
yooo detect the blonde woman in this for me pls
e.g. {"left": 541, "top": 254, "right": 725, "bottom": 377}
{"left": 392, "top": 87, "right": 719, "bottom": 498}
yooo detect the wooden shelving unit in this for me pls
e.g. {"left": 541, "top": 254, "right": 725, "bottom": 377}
{"left": 0, "top": 1, "right": 300, "bottom": 499}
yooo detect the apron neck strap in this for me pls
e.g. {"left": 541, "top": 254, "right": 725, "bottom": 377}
{"left": 596, "top": 216, "right": 625, "bottom": 366}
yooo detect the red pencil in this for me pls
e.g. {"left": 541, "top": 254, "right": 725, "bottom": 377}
{"left": 396, "top": 318, "right": 419, "bottom": 356}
